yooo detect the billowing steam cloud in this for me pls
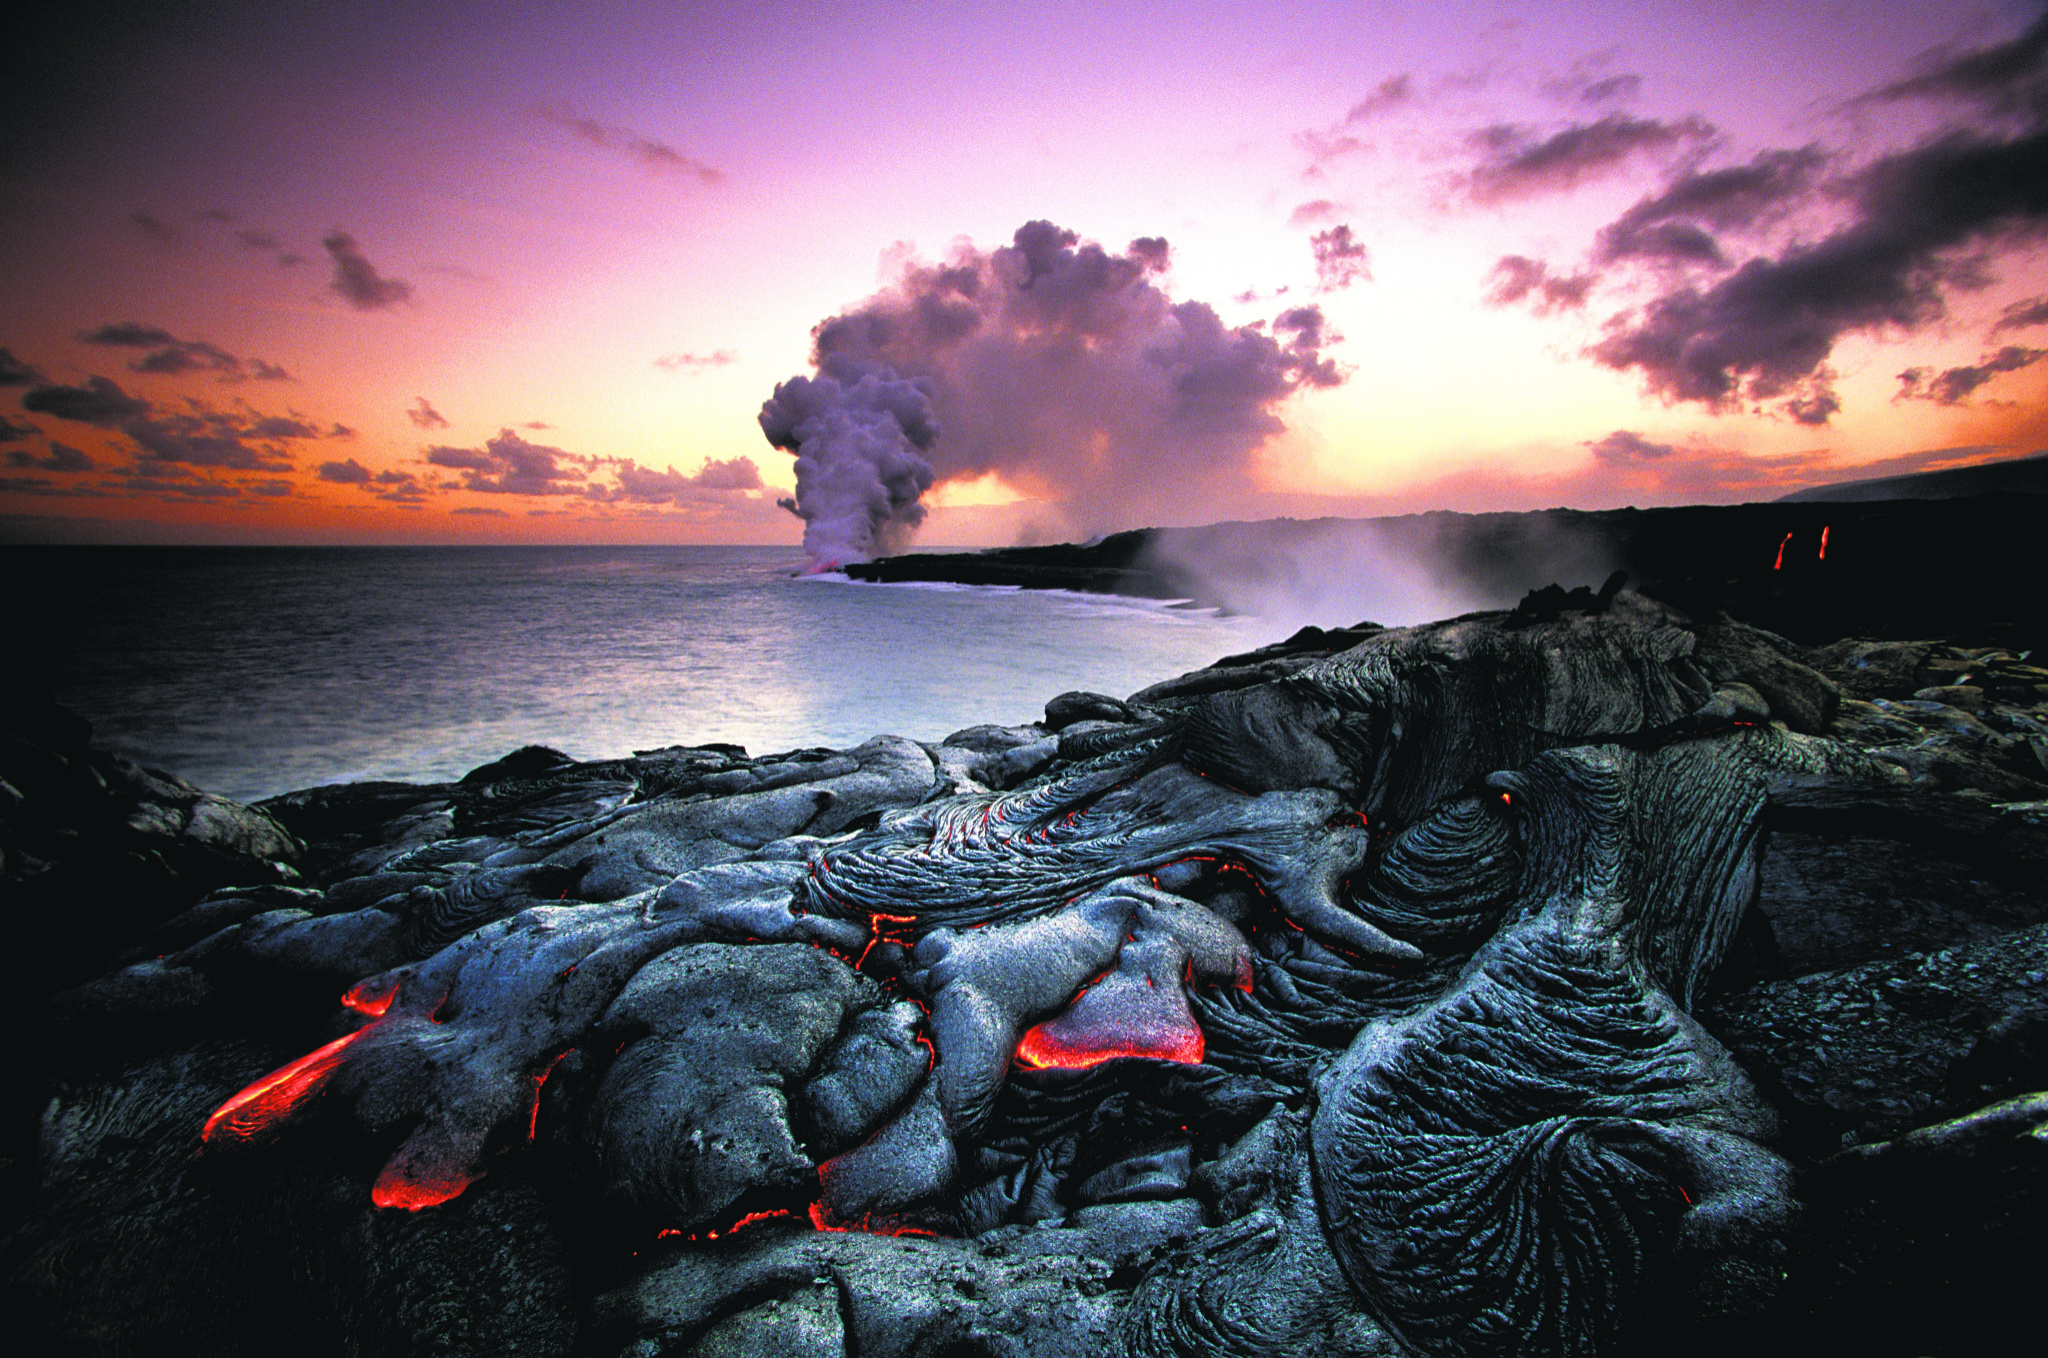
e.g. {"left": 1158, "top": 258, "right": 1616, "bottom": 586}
{"left": 758, "top": 360, "right": 939, "bottom": 567}
{"left": 760, "top": 220, "right": 1343, "bottom": 566}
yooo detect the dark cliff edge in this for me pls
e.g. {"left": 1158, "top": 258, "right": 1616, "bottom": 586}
{"left": 848, "top": 493, "right": 2048, "bottom": 650}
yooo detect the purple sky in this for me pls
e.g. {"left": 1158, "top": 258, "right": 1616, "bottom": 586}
{"left": 3, "top": 0, "right": 2045, "bottom": 545}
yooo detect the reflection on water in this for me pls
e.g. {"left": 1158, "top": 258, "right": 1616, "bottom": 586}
{"left": 13, "top": 545, "right": 1259, "bottom": 803}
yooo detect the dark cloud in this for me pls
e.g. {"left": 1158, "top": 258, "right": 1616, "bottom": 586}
{"left": 1346, "top": 74, "right": 1413, "bottom": 122}
{"left": 406, "top": 397, "right": 449, "bottom": 429}
{"left": 1127, "top": 237, "right": 1171, "bottom": 272}
{"left": 1585, "top": 430, "right": 1677, "bottom": 464}
{"left": 78, "top": 322, "right": 275, "bottom": 381}
{"left": 426, "top": 430, "right": 590, "bottom": 496}
{"left": 1310, "top": 224, "right": 1371, "bottom": 291}
{"left": 1588, "top": 127, "right": 2048, "bottom": 421}
{"left": 78, "top": 322, "right": 176, "bottom": 347}
{"left": 1592, "top": 147, "right": 1826, "bottom": 267}
{"left": 0, "top": 348, "right": 43, "bottom": 386}
{"left": 322, "top": 232, "right": 412, "bottom": 310}
{"left": 1466, "top": 113, "right": 1715, "bottom": 204}
{"left": 248, "top": 479, "right": 294, "bottom": 497}
{"left": 536, "top": 105, "right": 723, "bottom": 184}
{"left": 110, "top": 474, "right": 240, "bottom": 499}
{"left": 653, "top": 350, "right": 738, "bottom": 373}
{"left": 0, "top": 415, "right": 37, "bottom": 442}
{"left": 5, "top": 443, "right": 93, "bottom": 471}
{"left": 235, "top": 228, "right": 303, "bottom": 267}
{"left": 590, "top": 455, "right": 764, "bottom": 503}
{"left": 1484, "top": 255, "right": 1596, "bottom": 314}
{"left": 1896, "top": 345, "right": 2047, "bottom": 403}
{"left": 1580, "top": 74, "right": 1642, "bottom": 104}
{"left": 1867, "top": 11, "right": 2048, "bottom": 117}
{"left": 328, "top": 422, "right": 358, "bottom": 439}
{"left": 129, "top": 209, "right": 180, "bottom": 247}
{"left": 767, "top": 219, "right": 1349, "bottom": 556}
{"left": 318, "top": 458, "right": 372, "bottom": 484}
{"left": 451, "top": 505, "right": 510, "bottom": 517}
{"left": 120, "top": 406, "right": 300, "bottom": 470}
{"left": 1992, "top": 293, "right": 2048, "bottom": 334}
{"left": 22, "top": 377, "right": 151, "bottom": 425}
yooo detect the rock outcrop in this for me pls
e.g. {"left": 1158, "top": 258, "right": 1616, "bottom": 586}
{"left": 4, "top": 590, "right": 2043, "bottom": 1358}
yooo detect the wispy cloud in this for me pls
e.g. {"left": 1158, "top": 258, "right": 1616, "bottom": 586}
{"left": 536, "top": 104, "right": 724, "bottom": 184}
{"left": 322, "top": 232, "right": 412, "bottom": 310}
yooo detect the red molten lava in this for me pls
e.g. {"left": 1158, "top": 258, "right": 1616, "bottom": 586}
{"left": 1773, "top": 531, "right": 1793, "bottom": 570}
{"left": 201, "top": 1025, "right": 374, "bottom": 1145}
{"left": 342, "top": 975, "right": 399, "bottom": 1016}
{"left": 371, "top": 1161, "right": 478, "bottom": 1212}
{"left": 1819, "top": 524, "right": 1829, "bottom": 560}
{"left": 807, "top": 1200, "right": 937, "bottom": 1237}
{"left": 1014, "top": 967, "right": 1206, "bottom": 1071}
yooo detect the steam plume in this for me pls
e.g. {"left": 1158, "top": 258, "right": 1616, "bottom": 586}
{"left": 758, "top": 357, "right": 938, "bottom": 568}
{"left": 761, "top": 220, "right": 1342, "bottom": 566}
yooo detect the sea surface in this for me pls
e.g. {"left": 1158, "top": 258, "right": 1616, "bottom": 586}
{"left": 13, "top": 545, "right": 1266, "bottom": 804}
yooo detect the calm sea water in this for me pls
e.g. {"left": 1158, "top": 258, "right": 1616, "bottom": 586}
{"left": 12, "top": 546, "right": 1264, "bottom": 804}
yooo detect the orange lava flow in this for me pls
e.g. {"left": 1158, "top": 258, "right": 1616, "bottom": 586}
{"left": 1013, "top": 1022, "right": 1204, "bottom": 1069}
{"left": 1773, "top": 531, "right": 1793, "bottom": 570}
{"left": 1819, "top": 524, "right": 1829, "bottom": 560}
{"left": 371, "top": 1162, "right": 479, "bottom": 1212}
{"left": 201, "top": 1025, "right": 373, "bottom": 1145}
{"left": 342, "top": 975, "right": 399, "bottom": 1016}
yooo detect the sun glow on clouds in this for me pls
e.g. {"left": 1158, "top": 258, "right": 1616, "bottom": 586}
{"left": 3, "top": 2, "right": 2046, "bottom": 543}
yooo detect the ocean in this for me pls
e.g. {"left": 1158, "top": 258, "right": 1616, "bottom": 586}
{"left": 12, "top": 545, "right": 1265, "bottom": 804}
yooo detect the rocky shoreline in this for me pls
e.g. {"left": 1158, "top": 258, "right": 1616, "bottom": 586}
{"left": 4, "top": 577, "right": 2046, "bottom": 1356}
{"left": 848, "top": 494, "right": 2048, "bottom": 648}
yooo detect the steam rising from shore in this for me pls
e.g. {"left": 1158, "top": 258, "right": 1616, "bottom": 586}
{"left": 762, "top": 221, "right": 1344, "bottom": 568}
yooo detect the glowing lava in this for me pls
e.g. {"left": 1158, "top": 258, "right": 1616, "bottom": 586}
{"left": 1773, "top": 531, "right": 1794, "bottom": 570}
{"left": 1014, "top": 967, "right": 1206, "bottom": 1070}
{"left": 371, "top": 1160, "right": 478, "bottom": 1212}
{"left": 201, "top": 1025, "right": 375, "bottom": 1145}
{"left": 342, "top": 974, "right": 399, "bottom": 1016}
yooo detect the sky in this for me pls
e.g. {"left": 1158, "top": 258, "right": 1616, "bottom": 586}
{"left": 3, "top": 0, "right": 2046, "bottom": 549}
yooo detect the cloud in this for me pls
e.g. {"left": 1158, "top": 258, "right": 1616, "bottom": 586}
{"left": 589, "top": 455, "right": 764, "bottom": 503}
{"left": 1310, "top": 224, "right": 1372, "bottom": 290}
{"left": 1483, "top": 255, "right": 1596, "bottom": 314}
{"left": 653, "top": 349, "right": 738, "bottom": 372}
{"left": 8, "top": 441, "right": 93, "bottom": 472}
{"left": 75, "top": 321, "right": 289, "bottom": 382}
{"left": 234, "top": 228, "right": 303, "bottom": 267}
{"left": 0, "top": 349, "right": 43, "bottom": 386}
{"left": 766, "top": 219, "right": 1348, "bottom": 556}
{"left": 22, "top": 377, "right": 151, "bottom": 425}
{"left": 536, "top": 105, "right": 724, "bottom": 184}
{"left": 1346, "top": 74, "right": 1413, "bottom": 122}
{"left": 1992, "top": 293, "right": 2048, "bottom": 334}
{"left": 1896, "top": 345, "right": 2047, "bottom": 403}
{"left": 522, "top": 421, "right": 551, "bottom": 430}
{"left": 322, "top": 232, "right": 412, "bottom": 310}
{"left": 77, "top": 322, "right": 176, "bottom": 347}
{"left": 1865, "top": 11, "right": 2048, "bottom": 117}
{"left": 1591, "top": 147, "right": 1826, "bottom": 267}
{"left": 406, "top": 397, "right": 449, "bottom": 429}
{"left": 1587, "top": 127, "right": 2048, "bottom": 422}
{"left": 1585, "top": 429, "right": 1677, "bottom": 464}
{"left": 1579, "top": 74, "right": 1642, "bottom": 104}
{"left": 426, "top": 429, "right": 591, "bottom": 495}
{"left": 248, "top": 479, "right": 294, "bottom": 497}
{"left": 1465, "top": 113, "right": 1716, "bottom": 204}
{"left": 129, "top": 209, "right": 180, "bottom": 247}
{"left": 120, "top": 406, "right": 303, "bottom": 470}
{"left": 0, "top": 415, "right": 37, "bottom": 443}
{"left": 328, "top": 422, "right": 357, "bottom": 439}
{"left": 318, "top": 458, "right": 373, "bottom": 484}
{"left": 451, "top": 505, "right": 510, "bottom": 517}
{"left": 1287, "top": 199, "right": 1343, "bottom": 227}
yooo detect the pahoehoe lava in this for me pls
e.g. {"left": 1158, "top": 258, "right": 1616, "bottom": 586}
{"left": 5, "top": 582, "right": 2045, "bottom": 1357}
